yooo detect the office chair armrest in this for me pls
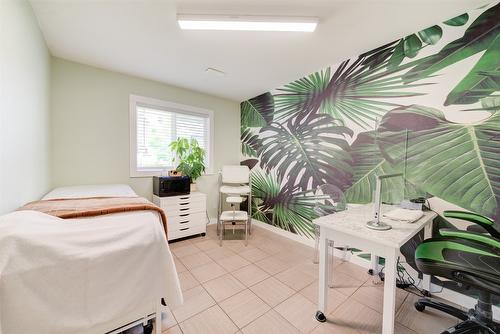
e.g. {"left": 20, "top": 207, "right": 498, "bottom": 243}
{"left": 439, "top": 228, "right": 500, "bottom": 248}
{"left": 443, "top": 210, "right": 500, "bottom": 238}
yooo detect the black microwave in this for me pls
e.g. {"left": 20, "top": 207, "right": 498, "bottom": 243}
{"left": 153, "top": 176, "right": 190, "bottom": 197}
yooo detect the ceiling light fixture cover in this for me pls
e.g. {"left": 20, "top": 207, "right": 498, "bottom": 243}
{"left": 177, "top": 14, "right": 318, "bottom": 32}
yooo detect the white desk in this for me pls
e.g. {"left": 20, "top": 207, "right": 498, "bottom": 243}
{"left": 313, "top": 204, "right": 436, "bottom": 334}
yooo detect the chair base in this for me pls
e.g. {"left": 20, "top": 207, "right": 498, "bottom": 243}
{"left": 415, "top": 298, "right": 499, "bottom": 334}
{"left": 441, "top": 320, "right": 498, "bottom": 334}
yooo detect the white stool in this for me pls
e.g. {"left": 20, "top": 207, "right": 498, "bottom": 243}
{"left": 219, "top": 210, "right": 249, "bottom": 246}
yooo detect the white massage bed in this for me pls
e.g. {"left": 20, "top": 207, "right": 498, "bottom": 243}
{"left": 0, "top": 184, "right": 182, "bottom": 334}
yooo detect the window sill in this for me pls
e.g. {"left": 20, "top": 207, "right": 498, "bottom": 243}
{"left": 130, "top": 170, "right": 217, "bottom": 178}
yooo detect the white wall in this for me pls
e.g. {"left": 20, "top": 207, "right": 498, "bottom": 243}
{"left": 0, "top": 0, "right": 51, "bottom": 214}
{"left": 50, "top": 58, "right": 240, "bottom": 216}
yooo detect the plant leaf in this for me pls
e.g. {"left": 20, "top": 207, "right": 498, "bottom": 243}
{"left": 403, "top": 34, "right": 423, "bottom": 58}
{"left": 445, "top": 35, "right": 500, "bottom": 105}
{"left": 345, "top": 131, "right": 425, "bottom": 204}
{"left": 459, "top": 96, "right": 500, "bottom": 111}
{"left": 240, "top": 159, "right": 259, "bottom": 169}
{"left": 273, "top": 53, "right": 430, "bottom": 129}
{"left": 241, "top": 127, "right": 261, "bottom": 157}
{"left": 378, "top": 105, "right": 500, "bottom": 219}
{"left": 360, "top": 40, "right": 399, "bottom": 69}
{"left": 259, "top": 113, "right": 353, "bottom": 191}
{"left": 418, "top": 25, "right": 443, "bottom": 45}
{"left": 404, "top": 4, "right": 500, "bottom": 83}
{"left": 443, "top": 13, "right": 469, "bottom": 26}
{"left": 387, "top": 39, "right": 405, "bottom": 69}
{"left": 482, "top": 96, "right": 500, "bottom": 110}
{"left": 240, "top": 92, "right": 274, "bottom": 127}
{"left": 250, "top": 171, "right": 329, "bottom": 237}
{"left": 274, "top": 68, "right": 333, "bottom": 121}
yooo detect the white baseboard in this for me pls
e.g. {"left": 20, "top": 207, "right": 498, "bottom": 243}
{"left": 251, "top": 219, "right": 385, "bottom": 269}
{"left": 251, "top": 219, "right": 315, "bottom": 247}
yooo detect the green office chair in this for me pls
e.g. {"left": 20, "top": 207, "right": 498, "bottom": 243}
{"left": 414, "top": 211, "right": 500, "bottom": 334}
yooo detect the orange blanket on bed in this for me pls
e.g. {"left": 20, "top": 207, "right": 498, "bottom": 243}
{"left": 17, "top": 197, "right": 168, "bottom": 236}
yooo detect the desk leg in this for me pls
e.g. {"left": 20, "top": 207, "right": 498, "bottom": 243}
{"left": 422, "top": 222, "right": 432, "bottom": 296}
{"left": 369, "top": 254, "right": 379, "bottom": 275}
{"left": 382, "top": 250, "right": 397, "bottom": 334}
{"left": 328, "top": 240, "right": 335, "bottom": 288}
{"left": 155, "top": 302, "right": 162, "bottom": 334}
{"left": 316, "top": 230, "right": 328, "bottom": 322}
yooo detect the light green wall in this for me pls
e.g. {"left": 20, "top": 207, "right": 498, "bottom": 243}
{"left": 0, "top": 0, "right": 51, "bottom": 214}
{"left": 50, "top": 58, "right": 240, "bottom": 216}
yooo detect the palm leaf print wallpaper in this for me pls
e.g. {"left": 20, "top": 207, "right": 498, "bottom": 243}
{"left": 240, "top": 2, "right": 500, "bottom": 239}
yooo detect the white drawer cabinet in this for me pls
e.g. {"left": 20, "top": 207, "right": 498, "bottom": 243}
{"left": 153, "top": 192, "right": 207, "bottom": 241}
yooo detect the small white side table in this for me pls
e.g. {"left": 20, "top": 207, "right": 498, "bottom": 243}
{"left": 313, "top": 204, "right": 436, "bottom": 334}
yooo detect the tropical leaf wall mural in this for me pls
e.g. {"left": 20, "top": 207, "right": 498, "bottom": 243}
{"left": 240, "top": 1, "right": 500, "bottom": 240}
{"left": 259, "top": 113, "right": 353, "bottom": 191}
{"left": 403, "top": 3, "right": 500, "bottom": 105}
{"left": 345, "top": 131, "right": 426, "bottom": 205}
{"left": 240, "top": 92, "right": 274, "bottom": 128}
{"left": 377, "top": 104, "right": 500, "bottom": 218}
{"left": 273, "top": 51, "right": 431, "bottom": 129}
{"left": 241, "top": 126, "right": 261, "bottom": 158}
{"left": 250, "top": 170, "right": 332, "bottom": 238}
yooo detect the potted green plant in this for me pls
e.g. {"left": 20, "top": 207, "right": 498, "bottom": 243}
{"left": 169, "top": 137, "right": 206, "bottom": 191}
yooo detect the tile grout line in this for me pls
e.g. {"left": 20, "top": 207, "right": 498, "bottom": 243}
{"left": 174, "top": 236, "right": 265, "bottom": 333}
{"left": 171, "top": 226, "right": 416, "bottom": 334}
{"left": 172, "top": 251, "right": 219, "bottom": 331}
{"left": 196, "top": 278, "right": 241, "bottom": 333}
{"left": 196, "top": 238, "right": 272, "bottom": 333}
{"left": 199, "top": 232, "right": 304, "bottom": 333}
{"left": 180, "top": 230, "right": 328, "bottom": 333}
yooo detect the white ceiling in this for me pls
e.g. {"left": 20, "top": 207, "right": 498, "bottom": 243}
{"left": 30, "top": 0, "right": 488, "bottom": 102}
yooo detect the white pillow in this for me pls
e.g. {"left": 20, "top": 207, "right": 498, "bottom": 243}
{"left": 42, "top": 184, "right": 137, "bottom": 200}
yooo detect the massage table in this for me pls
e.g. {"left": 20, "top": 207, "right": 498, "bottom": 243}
{"left": 0, "top": 184, "right": 182, "bottom": 334}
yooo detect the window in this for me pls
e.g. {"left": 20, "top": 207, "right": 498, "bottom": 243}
{"left": 130, "top": 95, "right": 213, "bottom": 177}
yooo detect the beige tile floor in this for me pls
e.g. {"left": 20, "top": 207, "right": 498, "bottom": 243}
{"left": 161, "top": 224, "right": 460, "bottom": 334}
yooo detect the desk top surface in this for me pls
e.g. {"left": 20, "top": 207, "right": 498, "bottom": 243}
{"left": 313, "top": 204, "right": 437, "bottom": 248}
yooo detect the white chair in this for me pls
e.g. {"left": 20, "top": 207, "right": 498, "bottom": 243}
{"left": 217, "top": 165, "right": 251, "bottom": 246}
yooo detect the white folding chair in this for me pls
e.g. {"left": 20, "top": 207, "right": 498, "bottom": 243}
{"left": 217, "top": 165, "right": 252, "bottom": 246}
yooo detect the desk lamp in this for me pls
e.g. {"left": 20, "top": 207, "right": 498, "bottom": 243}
{"left": 366, "top": 173, "right": 403, "bottom": 230}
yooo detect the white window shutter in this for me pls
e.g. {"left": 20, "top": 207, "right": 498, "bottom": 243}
{"left": 135, "top": 104, "right": 209, "bottom": 171}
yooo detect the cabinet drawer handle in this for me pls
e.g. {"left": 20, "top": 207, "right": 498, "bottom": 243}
{"left": 180, "top": 227, "right": 189, "bottom": 231}
{"left": 180, "top": 197, "right": 189, "bottom": 200}
{"left": 180, "top": 208, "right": 189, "bottom": 211}
{"left": 179, "top": 220, "right": 189, "bottom": 224}
{"left": 179, "top": 202, "right": 189, "bottom": 206}
{"left": 179, "top": 213, "right": 190, "bottom": 217}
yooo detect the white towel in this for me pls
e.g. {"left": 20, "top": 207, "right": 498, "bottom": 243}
{"left": 383, "top": 208, "right": 424, "bottom": 223}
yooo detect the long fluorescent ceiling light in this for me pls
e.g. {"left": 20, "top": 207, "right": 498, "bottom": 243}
{"left": 177, "top": 15, "right": 318, "bottom": 32}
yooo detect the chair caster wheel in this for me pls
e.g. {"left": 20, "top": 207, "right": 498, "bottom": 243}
{"left": 143, "top": 321, "right": 153, "bottom": 334}
{"left": 368, "top": 269, "right": 374, "bottom": 275}
{"left": 201, "top": 233, "right": 206, "bottom": 237}
{"left": 315, "top": 311, "right": 326, "bottom": 322}
{"left": 422, "top": 290, "right": 431, "bottom": 297}
{"left": 414, "top": 302, "right": 425, "bottom": 312}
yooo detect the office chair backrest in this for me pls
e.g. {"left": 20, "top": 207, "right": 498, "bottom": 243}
{"left": 444, "top": 210, "right": 500, "bottom": 239}
{"left": 222, "top": 165, "right": 250, "bottom": 184}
